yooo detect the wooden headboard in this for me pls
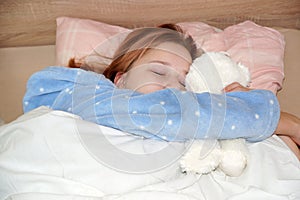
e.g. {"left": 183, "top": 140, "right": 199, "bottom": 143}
{"left": 0, "top": 0, "right": 299, "bottom": 48}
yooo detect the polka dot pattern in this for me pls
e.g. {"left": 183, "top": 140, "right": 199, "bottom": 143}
{"left": 22, "top": 67, "right": 280, "bottom": 143}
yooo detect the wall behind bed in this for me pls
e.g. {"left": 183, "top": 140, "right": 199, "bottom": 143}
{"left": 0, "top": 0, "right": 299, "bottom": 48}
{"left": 0, "top": 46, "right": 55, "bottom": 123}
{"left": 0, "top": 0, "right": 299, "bottom": 123}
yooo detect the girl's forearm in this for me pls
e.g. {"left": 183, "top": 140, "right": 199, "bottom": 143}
{"left": 275, "top": 111, "right": 300, "bottom": 146}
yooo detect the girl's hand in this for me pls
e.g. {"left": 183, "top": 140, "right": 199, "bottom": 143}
{"left": 276, "top": 111, "right": 300, "bottom": 146}
{"left": 223, "top": 82, "right": 251, "bottom": 93}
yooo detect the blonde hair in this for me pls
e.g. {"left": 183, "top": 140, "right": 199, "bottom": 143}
{"left": 103, "top": 24, "right": 199, "bottom": 82}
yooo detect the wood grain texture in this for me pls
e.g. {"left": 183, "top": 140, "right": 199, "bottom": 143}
{"left": 0, "top": 0, "right": 299, "bottom": 47}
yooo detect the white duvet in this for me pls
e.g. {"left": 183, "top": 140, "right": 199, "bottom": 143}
{"left": 0, "top": 106, "right": 299, "bottom": 200}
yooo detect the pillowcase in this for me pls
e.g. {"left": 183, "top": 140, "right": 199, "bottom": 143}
{"left": 222, "top": 21, "right": 285, "bottom": 93}
{"left": 55, "top": 17, "right": 216, "bottom": 73}
{"left": 56, "top": 17, "right": 130, "bottom": 73}
{"left": 55, "top": 17, "right": 285, "bottom": 93}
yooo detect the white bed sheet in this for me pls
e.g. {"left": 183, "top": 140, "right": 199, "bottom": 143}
{"left": 0, "top": 106, "right": 299, "bottom": 200}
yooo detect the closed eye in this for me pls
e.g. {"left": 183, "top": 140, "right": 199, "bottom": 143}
{"left": 179, "top": 80, "right": 186, "bottom": 87}
{"left": 152, "top": 70, "right": 165, "bottom": 76}
{"left": 178, "top": 76, "right": 186, "bottom": 87}
{"left": 149, "top": 63, "right": 167, "bottom": 76}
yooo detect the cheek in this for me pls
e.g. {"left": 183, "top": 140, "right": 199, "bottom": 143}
{"left": 123, "top": 73, "right": 143, "bottom": 89}
{"left": 124, "top": 74, "right": 166, "bottom": 93}
{"left": 137, "top": 85, "right": 165, "bottom": 94}
{"left": 130, "top": 79, "right": 164, "bottom": 91}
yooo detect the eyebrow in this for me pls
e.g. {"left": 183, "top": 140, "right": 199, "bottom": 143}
{"left": 149, "top": 60, "right": 171, "bottom": 66}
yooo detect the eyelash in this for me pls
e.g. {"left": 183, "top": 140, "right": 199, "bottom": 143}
{"left": 152, "top": 70, "right": 165, "bottom": 76}
{"left": 150, "top": 67, "right": 186, "bottom": 87}
{"left": 180, "top": 80, "right": 186, "bottom": 87}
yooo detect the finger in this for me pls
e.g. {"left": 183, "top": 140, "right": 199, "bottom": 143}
{"left": 224, "top": 82, "right": 241, "bottom": 92}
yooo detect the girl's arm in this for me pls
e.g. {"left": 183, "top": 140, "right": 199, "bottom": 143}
{"left": 23, "top": 67, "right": 280, "bottom": 142}
{"left": 225, "top": 82, "right": 300, "bottom": 145}
{"left": 225, "top": 82, "right": 300, "bottom": 159}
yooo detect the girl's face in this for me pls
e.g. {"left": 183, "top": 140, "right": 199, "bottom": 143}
{"left": 114, "top": 42, "right": 192, "bottom": 93}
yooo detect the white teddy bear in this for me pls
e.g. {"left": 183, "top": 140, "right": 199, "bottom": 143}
{"left": 180, "top": 52, "right": 250, "bottom": 177}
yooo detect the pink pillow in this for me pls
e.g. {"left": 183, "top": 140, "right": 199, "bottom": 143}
{"left": 56, "top": 17, "right": 130, "bottom": 73}
{"left": 223, "top": 21, "right": 285, "bottom": 93}
{"left": 177, "top": 22, "right": 226, "bottom": 52}
{"left": 55, "top": 17, "right": 219, "bottom": 73}
{"left": 55, "top": 17, "right": 285, "bottom": 93}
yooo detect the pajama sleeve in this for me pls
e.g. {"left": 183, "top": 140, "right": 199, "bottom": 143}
{"left": 23, "top": 66, "right": 280, "bottom": 142}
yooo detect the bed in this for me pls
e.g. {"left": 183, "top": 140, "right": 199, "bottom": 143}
{"left": 0, "top": 0, "right": 300, "bottom": 199}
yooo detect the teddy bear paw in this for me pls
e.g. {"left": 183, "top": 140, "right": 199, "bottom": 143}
{"left": 219, "top": 150, "right": 247, "bottom": 177}
{"left": 180, "top": 140, "right": 221, "bottom": 174}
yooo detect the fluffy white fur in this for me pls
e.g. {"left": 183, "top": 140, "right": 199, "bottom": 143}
{"left": 180, "top": 52, "right": 250, "bottom": 176}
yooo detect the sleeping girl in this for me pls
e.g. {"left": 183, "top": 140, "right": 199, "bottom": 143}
{"left": 23, "top": 24, "right": 300, "bottom": 159}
